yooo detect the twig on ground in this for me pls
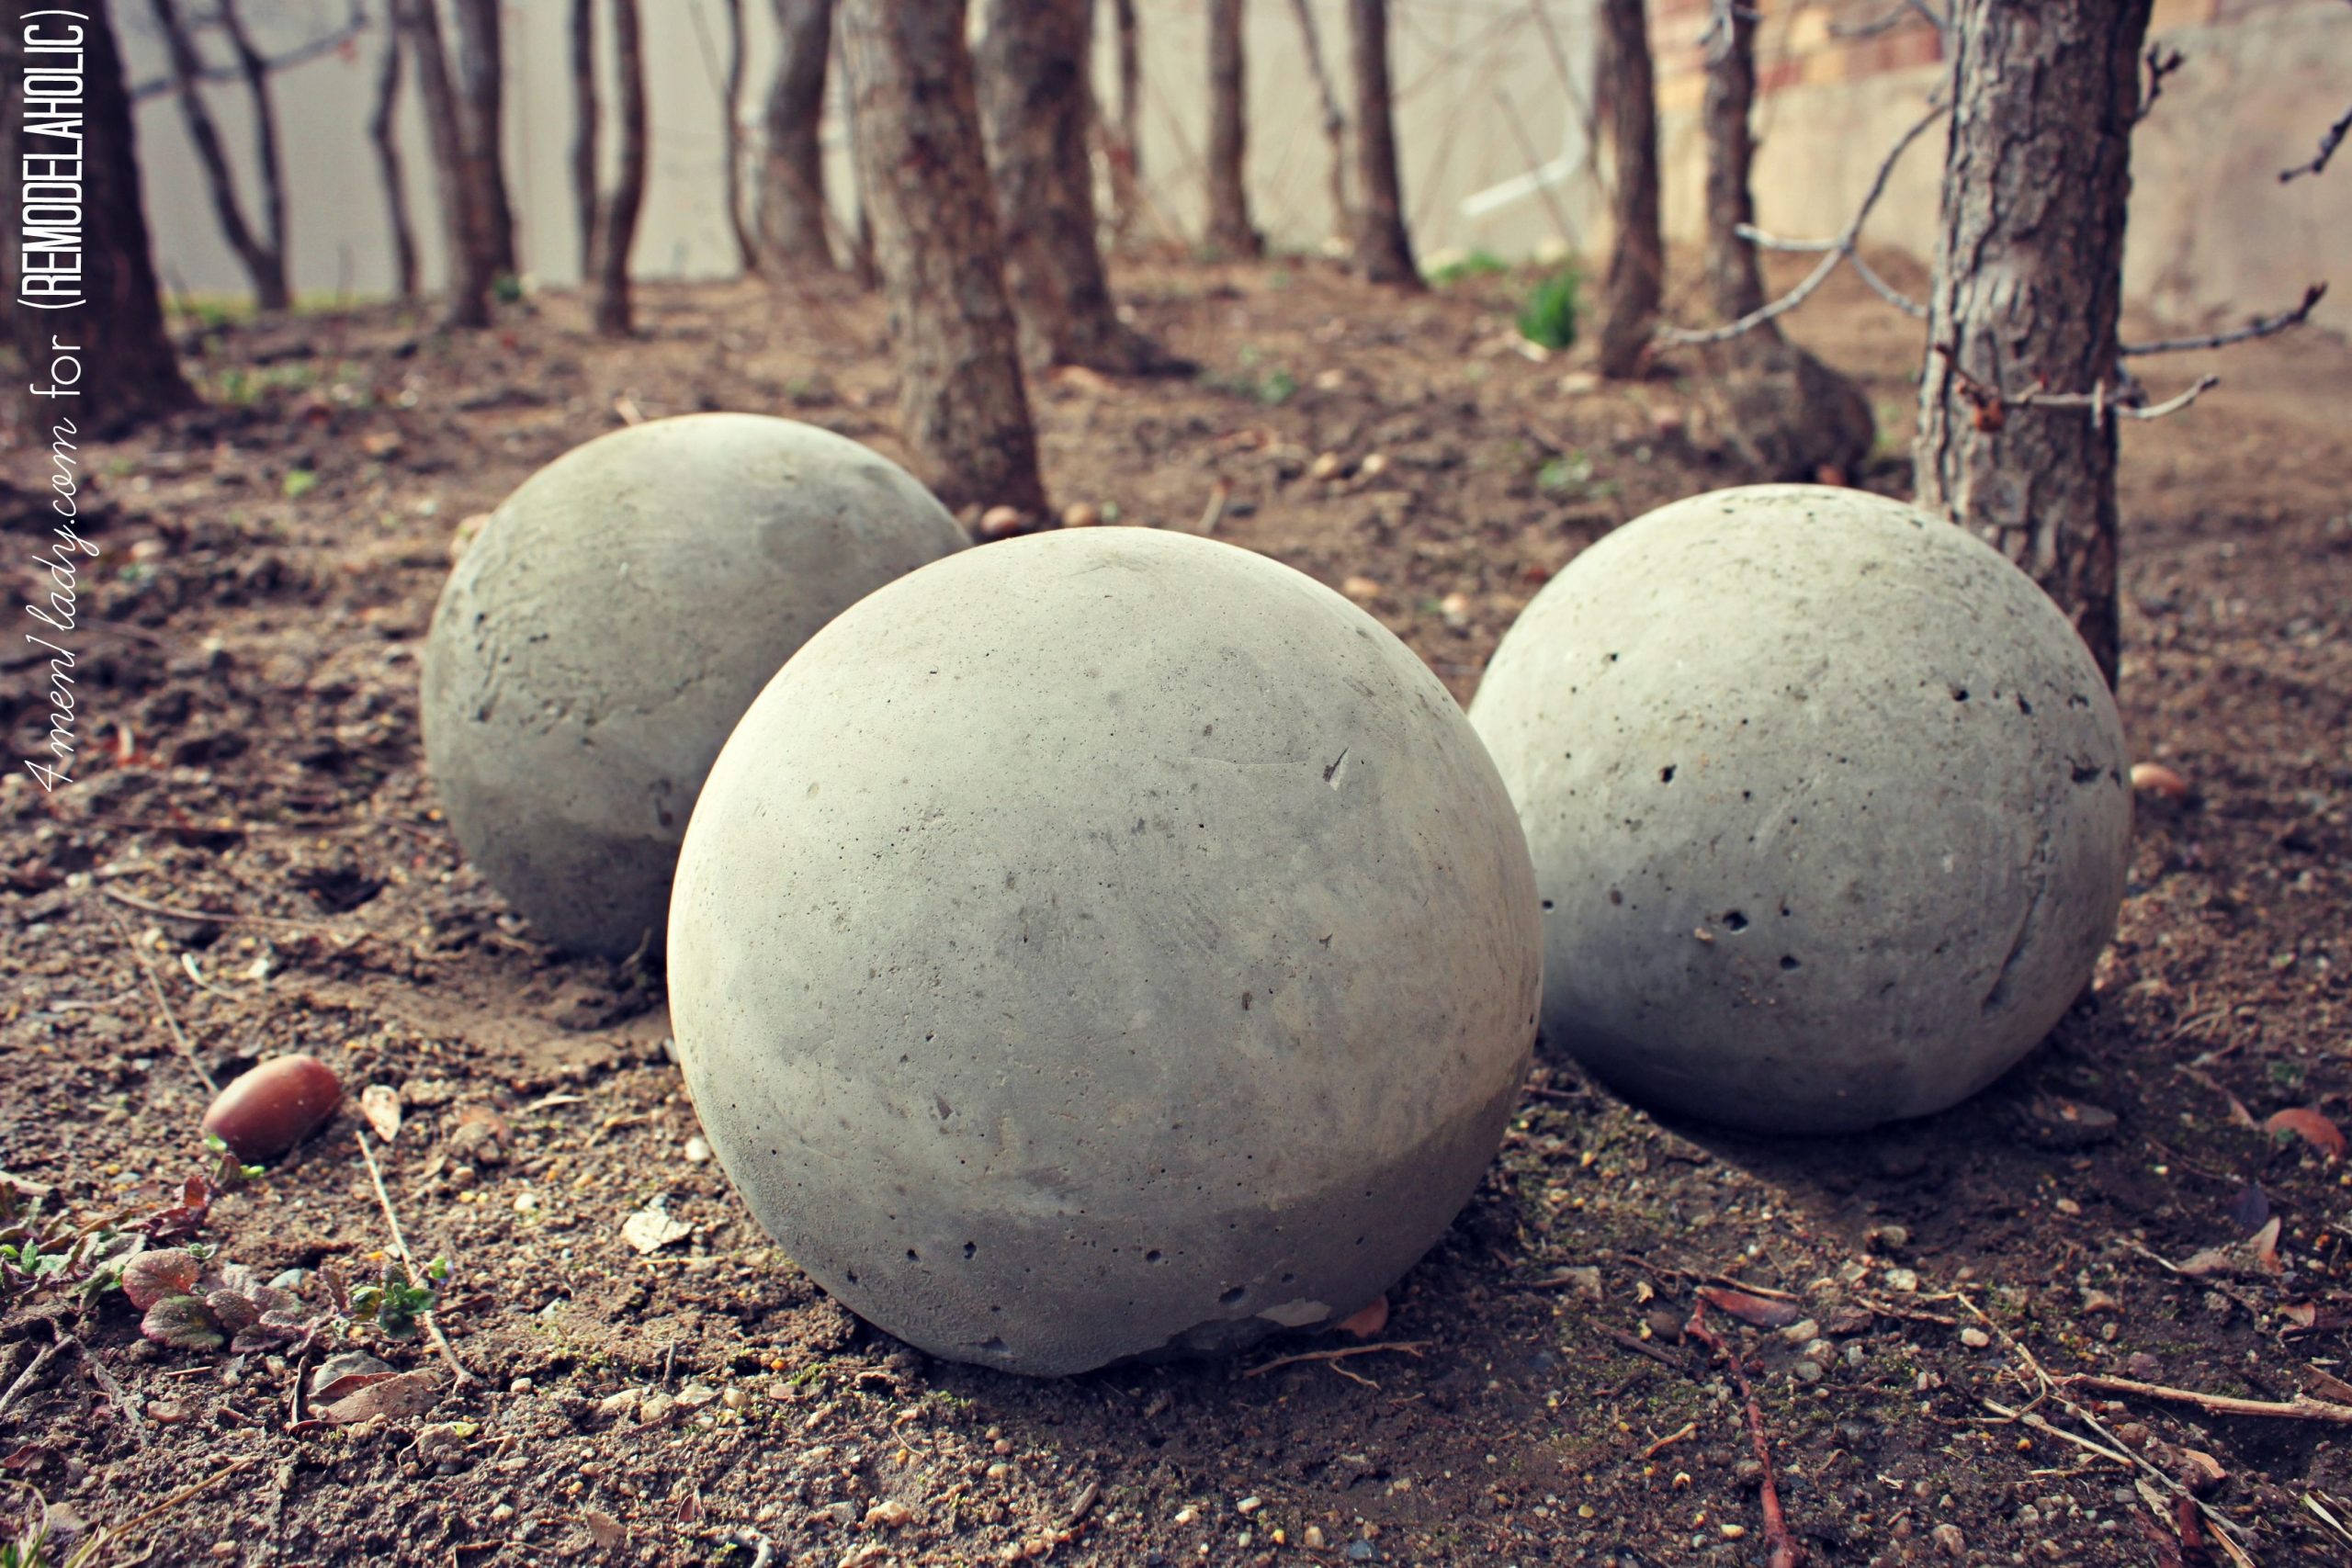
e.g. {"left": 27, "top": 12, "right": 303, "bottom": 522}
{"left": 107, "top": 913, "right": 218, "bottom": 1094}
{"left": 0, "top": 1340, "right": 69, "bottom": 1425}
{"left": 1684, "top": 1300, "right": 1804, "bottom": 1568}
{"left": 2060, "top": 1371, "right": 2352, "bottom": 1425}
{"left": 724, "top": 1529, "right": 775, "bottom": 1568}
{"left": 355, "top": 1130, "right": 476, "bottom": 1385}
{"left": 1196, "top": 477, "right": 1231, "bottom": 536}
{"left": 1241, "top": 1340, "right": 1430, "bottom": 1380}
{"left": 1658, "top": 102, "right": 1948, "bottom": 345}
{"left": 1641, "top": 1420, "right": 1699, "bottom": 1459}
{"left": 97, "top": 884, "right": 336, "bottom": 932}
{"left": 68, "top": 1337, "right": 149, "bottom": 1447}
{"left": 2281, "top": 102, "right": 2351, "bottom": 182}
{"left": 2121, "top": 282, "right": 2327, "bottom": 355}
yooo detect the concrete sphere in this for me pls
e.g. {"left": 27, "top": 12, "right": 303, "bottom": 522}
{"left": 422, "top": 414, "right": 967, "bottom": 957}
{"left": 1468, "top": 485, "right": 2131, "bottom": 1134}
{"left": 668, "top": 528, "right": 1540, "bottom": 1375}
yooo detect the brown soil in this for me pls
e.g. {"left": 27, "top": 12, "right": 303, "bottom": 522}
{"left": 3, "top": 259, "right": 2349, "bottom": 1568}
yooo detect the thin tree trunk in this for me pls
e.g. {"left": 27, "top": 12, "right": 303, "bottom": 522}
{"left": 3, "top": 6, "right": 196, "bottom": 434}
{"left": 451, "top": 0, "right": 516, "bottom": 280}
{"left": 1593, "top": 0, "right": 1661, "bottom": 378}
{"left": 214, "top": 0, "right": 289, "bottom": 306}
{"left": 1348, "top": 0, "right": 1419, "bottom": 286}
{"left": 839, "top": 0, "right": 1046, "bottom": 516}
{"left": 1104, "top": 0, "right": 1143, "bottom": 242}
{"left": 1915, "top": 0, "right": 2152, "bottom": 688}
{"left": 978, "top": 0, "right": 1173, "bottom": 373}
{"left": 720, "top": 0, "right": 758, "bottom": 272}
{"left": 1702, "top": 3, "right": 1766, "bottom": 323}
{"left": 147, "top": 0, "right": 289, "bottom": 310}
{"left": 397, "top": 0, "right": 492, "bottom": 327}
{"left": 570, "top": 0, "right": 600, "bottom": 279}
{"left": 370, "top": 13, "right": 420, "bottom": 301}
{"left": 1285, "top": 0, "right": 1347, "bottom": 240}
{"left": 761, "top": 0, "right": 835, "bottom": 267}
{"left": 594, "top": 0, "right": 650, "bottom": 335}
{"left": 1204, "top": 0, "right": 1261, "bottom": 258}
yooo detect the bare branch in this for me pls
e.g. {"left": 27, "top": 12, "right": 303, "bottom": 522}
{"left": 130, "top": 0, "right": 367, "bottom": 103}
{"left": 1831, "top": 0, "right": 1945, "bottom": 39}
{"left": 1659, "top": 100, "right": 1947, "bottom": 346}
{"left": 1698, "top": 0, "right": 1761, "bottom": 63}
{"left": 1933, "top": 344, "right": 2219, "bottom": 431}
{"left": 1849, "top": 248, "right": 1928, "bottom": 318}
{"left": 2120, "top": 282, "right": 2327, "bottom": 356}
{"left": 2131, "top": 44, "right": 2183, "bottom": 125}
{"left": 2018, "top": 374, "right": 2219, "bottom": 422}
{"left": 2280, "top": 102, "right": 2351, "bottom": 182}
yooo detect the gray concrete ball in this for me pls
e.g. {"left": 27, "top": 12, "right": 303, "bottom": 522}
{"left": 1468, "top": 485, "right": 2131, "bottom": 1134}
{"left": 667, "top": 527, "right": 1541, "bottom": 1376}
{"left": 422, "top": 413, "right": 967, "bottom": 958}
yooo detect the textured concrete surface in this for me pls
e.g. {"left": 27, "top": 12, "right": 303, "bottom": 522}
{"left": 422, "top": 414, "right": 967, "bottom": 957}
{"left": 668, "top": 527, "right": 1541, "bottom": 1375}
{"left": 1469, "top": 485, "right": 2132, "bottom": 1134}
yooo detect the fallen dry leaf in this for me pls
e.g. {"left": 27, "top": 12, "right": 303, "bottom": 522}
{"left": 322, "top": 1369, "right": 443, "bottom": 1427}
{"left": 1696, "top": 1285, "right": 1804, "bottom": 1331}
{"left": 1334, "top": 1295, "right": 1389, "bottom": 1338}
{"left": 2264, "top": 1107, "right": 2346, "bottom": 1160}
{"left": 583, "top": 1508, "right": 627, "bottom": 1549}
{"left": 359, "top": 1084, "right": 402, "bottom": 1143}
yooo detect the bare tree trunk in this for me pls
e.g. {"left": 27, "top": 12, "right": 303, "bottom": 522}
{"left": 1103, "top": 0, "right": 1143, "bottom": 242}
{"left": 1348, "top": 0, "right": 1419, "bottom": 287}
{"left": 214, "top": 0, "right": 289, "bottom": 304}
{"left": 397, "top": 0, "right": 492, "bottom": 327}
{"left": 978, "top": 0, "right": 1174, "bottom": 373}
{"left": 1204, "top": 0, "right": 1261, "bottom": 258}
{"left": 840, "top": 0, "right": 1046, "bottom": 517}
{"left": 1285, "top": 0, "right": 1346, "bottom": 239}
{"left": 1592, "top": 0, "right": 1661, "bottom": 378}
{"left": 147, "top": 0, "right": 289, "bottom": 310}
{"left": 594, "top": 0, "right": 650, "bottom": 335}
{"left": 1916, "top": 0, "right": 2152, "bottom": 689}
{"left": 570, "top": 0, "right": 600, "bottom": 279}
{"left": 761, "top": 0, "right": 835, "bottom": 268}
{"left": 3, "top": 6, "right": 196, "bottom": 434}
{"left": 720, "top": 0, "right": 758, "bottom": 272}
{"left": 1702, "top": 2, "right": 1765, "bottom": 323}
{"left": 450, "top": 0, "right": 516, "bottom": 280}
{"left": 370, "top": 12, "right": 420, "bottom": 301}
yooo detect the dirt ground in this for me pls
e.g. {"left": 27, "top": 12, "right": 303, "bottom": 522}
{"left": 3, "top": 256, "right": 2349, "bottom": 1568}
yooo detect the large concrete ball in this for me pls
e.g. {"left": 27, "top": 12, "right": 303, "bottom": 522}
{"left": 1468, "top": 485, "right": 2131, "bottom": 1134}
{"left": 669, "top": 528, "right": 1541, "bottom": 1376}
{"left": 422, "top": 414, "right": 967, "bottom": 957}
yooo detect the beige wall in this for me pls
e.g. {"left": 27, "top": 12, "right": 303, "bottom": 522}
{"left": 122, "top": 1, "right": 2348, "bottom": 334}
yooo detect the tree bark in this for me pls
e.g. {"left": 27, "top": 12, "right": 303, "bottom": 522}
{"left": 450, "top": 0, "right": 516, "bottom": 280}
{"left": 1285, "top": 0, "right": 1346, "bottom": 239}
{"left": 396, "top": 0, "right": 492, "bottom": 327}
{"left": 570, "top": 0, "right": 599, "bottom": 279}
{"left": 720, "top": 0, "right": 758, "bottom": 272}
{"left": 760, "top": 0, "right": 835, "bottom": 268}
{"left": 839, "top": 0, "right": 1046, "bottom": 516}
{"left": 370, "top": 11, "right": 420, "bottom": 301}
{"left": 594, "top": 0, "right": 649, "bottom": 336}
{"left": 1592, "top": 0, "right": 1661, "bottom": 378}
{"left": 1204, "top": 0, "right": 1261, "bottom": 258}
{"left": 147, "top": 0, "right": 289, "bottom": 310}
{"left": 978, "top": 0, "right": 1172, "bottom": 373}
{"left": 1348, "top": 0, "right": 1419, "bottom": 286}
{"left": 1915, "top": 0, "right": 2151, "bottom": 689}
{"left": 3, "top": 5, "right": 196, "bottom": 434}
{"left": 1702, "top": 2, "right": 1766, "bottom": 323}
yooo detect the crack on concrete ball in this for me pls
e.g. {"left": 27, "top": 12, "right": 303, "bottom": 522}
{"left": 1469, "top": 483, "right": 2131, "bottom": 1134}
{"left": 668, "top": 528, "right": 1541, "bottom": 1376}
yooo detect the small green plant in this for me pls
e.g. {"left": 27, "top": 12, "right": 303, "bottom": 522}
{"left": 351, "top": 1256, "right": 450, "bottom": 1339}
{"left": 1516, "top": 265, "right": 1583, "bottom": 351}
{"left": 1428, "top": 249, "right": 1511, "bottom": 287}
{"left": 1536, "top": 452, "right": 1595, "bottom": 494}
{"left": 492, "top": 272, "right": 526, "bottom": 304}
{"left": 281, "top": 468, "right": 319, "bottom": 501}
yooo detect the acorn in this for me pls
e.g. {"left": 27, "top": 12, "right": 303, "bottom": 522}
{"left": 202, "top": 1054, "right": 344, "bottom": 1162}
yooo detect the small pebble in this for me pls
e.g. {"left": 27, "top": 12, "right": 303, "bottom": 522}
{"left": 490, "top": 1504, "right": 514, "bottom": 1523}
{"left": 1885, "top": 1267, "right": 1920, "bottom": 1292}
{"left": 1304, "top": 1526, "right": 1327, "bottom": 1550}
{"left": 986, "top": 1463, "right": 1012, "bottom": 1483}
{"left": 1793, "top": 1359, "right": 1824, "bottom": 1384}
{"left": 509, "top": 1377, "right": 533, "bottom": 1393}
{"left": 1961, "top": 1327, "right": 1992, "bottom": 1349}
{"left": 1173, "top": 1506, "right": 1199, "bottom": 1527}
{"left": 1237, "top": 1496, "right": 1262, "bottom": 1515}
{"left": 1932, "top": 1521, "right": 1966, "bottom": 1558}
{"left": 683, "top": 1135, "right": 711, "bottom": 1163}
